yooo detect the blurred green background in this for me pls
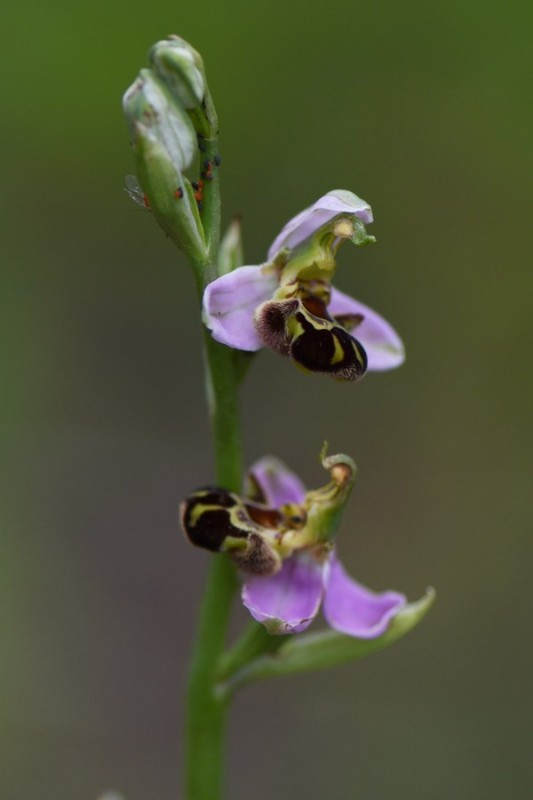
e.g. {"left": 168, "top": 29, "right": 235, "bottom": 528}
{"left": 2, "top": 0, "right": 532, "bottom": 798}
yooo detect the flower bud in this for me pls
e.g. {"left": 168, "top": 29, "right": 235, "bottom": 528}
{"left": 123, "top": 68, "right": 196, "bottom": 174}
{"left": 149, "top": 36, "right": 218, "bottom": 139}
{"left": 123, "top": 69, "right": 205, "bottom": 257}
{"left": 149, "top": 37, "right": 205, "bottom": 109}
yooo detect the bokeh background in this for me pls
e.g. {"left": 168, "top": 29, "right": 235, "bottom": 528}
{"left": 2, "top": 0, "right": 532, "bottom": 798}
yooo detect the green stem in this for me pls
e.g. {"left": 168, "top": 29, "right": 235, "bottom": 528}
{"left": 203, "top": 332, "right": 243, "bottom": 490}
{"left": 200, "top": 136, "right": 222, "bottom": 265}
{"left": 185, "top": 555, "right": 238, "bottom": 799}
{"left": 185, "top": 338, "right": 243, "bottom": 800}
{"left": 184, "top": 147, "right": 243, "bottom": 796}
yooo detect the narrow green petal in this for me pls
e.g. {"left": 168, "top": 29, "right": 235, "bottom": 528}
{"left": 218, "top": 217, "right": 244, "bottom": 276}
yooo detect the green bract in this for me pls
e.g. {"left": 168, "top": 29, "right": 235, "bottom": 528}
{"left": 123, "top": 69, "right": 197, "bottom": 172}
{"left": 217, "top": 589, "right": 435, "bottom": 696}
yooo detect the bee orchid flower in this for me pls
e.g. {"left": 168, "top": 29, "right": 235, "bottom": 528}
{"left": 181, "top": 450, "right": 407, "bottom": 636}
{"left": 203, "top": 190, "right": 405, "bottom": 380}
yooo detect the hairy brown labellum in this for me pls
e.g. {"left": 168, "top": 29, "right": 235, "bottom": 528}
{"left": 231, "top": 533, "right": 280, "bottom": 576}
{"left": 254, "top": 298, "right": 297, "bottom": 355}
{"left": 180, "top": 488, "right": 244, "bottom": 552}
{"left": 255, "top": 296, "right": 367, "bottom": 381}
{"left": 291, "top": 311, "right": 367, "bottom": 381}
{"left": 180, "top": 487, "right": 282, "bottom": 575}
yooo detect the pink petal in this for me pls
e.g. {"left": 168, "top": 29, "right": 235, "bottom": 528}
{"left": 247, "top": 457, "right": 307, "bottom": 507}
{"left": 329, "top": 287, "right": 405, "bottom": 371}
{"left": 323, "top": 555, "right": 406, "bottom": 638}
{"left": 242, "top": 555, "right": 324, "bottom": 634}
{"left": 267, "top": 190, "right": 373, "bottom": 260}
{"left": 202, "top": 265, "right": 277, "bottom": 351}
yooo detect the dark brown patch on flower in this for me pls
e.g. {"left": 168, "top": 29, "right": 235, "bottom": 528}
{"left": 182, "top": 506, "right": 247, "bottom": 551}
{"left": 301, "top": 295, "right": 332, "bottom": 320}
{"left": 231, "top": 533, "right": 280, "bottom": 576}
{"left": 256, "top": 294, "right": 367, "bottom": 381}
{"left": 245, "top": 502, "right": 285, "bottom": 529}
{"left": 290, "top": 312, "right": 367, "bottom": 381}
{"left": 180, "top": 488, "right": 285, "bottom": 575}
{"left": 180, "top": 490, "right": 245, "bottom": 552}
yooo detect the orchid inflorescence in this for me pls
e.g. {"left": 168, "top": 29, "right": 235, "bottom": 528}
{"left": 123, "top": 33, "right": 430, "bottom": 643}
{"left": 123, "top": 34, "right": 432, "bottom": 798}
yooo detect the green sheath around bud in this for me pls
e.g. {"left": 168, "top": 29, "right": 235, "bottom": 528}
{"left": 123, "top": 67, "right": 208, "bottom": 261}
{"left": 123, "top": 69, "right": 196, "bottom": 174}
{"left": 130, "top": 125, "right": 205, "bottom": 258}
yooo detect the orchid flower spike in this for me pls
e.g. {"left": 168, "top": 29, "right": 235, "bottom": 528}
{"left": 180, "top": 448, "right": 406, "bottom": 636}
{"left": 203, "top": 191, "right": 405, "bottom": 381}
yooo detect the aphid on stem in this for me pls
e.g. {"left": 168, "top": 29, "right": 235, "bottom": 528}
{"left": 191, "top": 179, "right": 204, "bottom": 208}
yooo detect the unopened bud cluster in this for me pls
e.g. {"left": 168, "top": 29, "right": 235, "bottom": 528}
{"left": 123, "top": 36, "right": 220, "bottom": 260}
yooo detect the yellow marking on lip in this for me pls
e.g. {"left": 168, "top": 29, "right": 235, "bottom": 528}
{"left": 330, "top": 334, "right": 346, "bottom": 365}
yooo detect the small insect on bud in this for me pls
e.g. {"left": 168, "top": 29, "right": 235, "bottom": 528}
{"left": 201, "top": 159, "right": 214, "bottom": 180}
{"left": 125, "top": 175, "right": 151, "bottom": 210}
{"left": 193, "top": 179, "right": 204, "bottom": 208}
